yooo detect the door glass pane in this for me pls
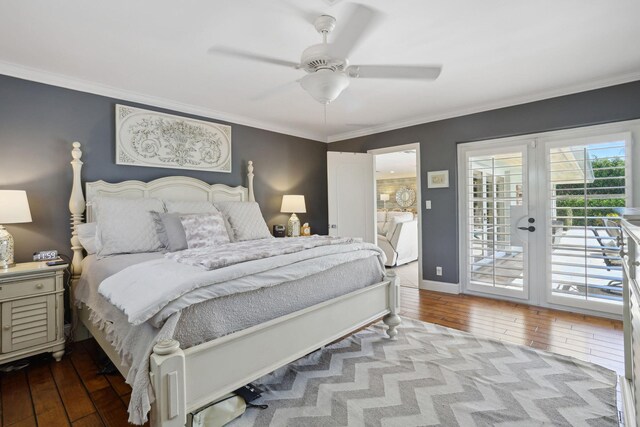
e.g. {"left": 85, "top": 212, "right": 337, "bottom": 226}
{"left": 548, "top": 140, "right": 627, "bottom": 304}
{"left": 467, "top": 152, "right": 525, "bottom": 291}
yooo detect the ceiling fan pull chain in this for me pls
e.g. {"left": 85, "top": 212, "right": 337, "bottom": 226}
{"left": 324, "top": 104, "right": 327, "bottom": 127}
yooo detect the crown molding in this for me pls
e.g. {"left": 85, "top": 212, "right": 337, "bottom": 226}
{"left": 3, "top": 60, "right": 639, "bottom": 145}
{"left": 0, "top": 60, "right": 327, "bottom": 143}
{"left": 326, "top": 71, "right": 640, "bottom": 143}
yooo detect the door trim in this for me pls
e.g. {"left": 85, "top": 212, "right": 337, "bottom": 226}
{"left": 368, "top": 143, "right": 423, "bottom": 287}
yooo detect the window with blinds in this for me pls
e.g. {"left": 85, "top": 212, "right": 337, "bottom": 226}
{"left": 467, "top": 152, "right": 525, "bottom": 290}
{"left": 548, "top": 138, "right": 628, "bottom": 303}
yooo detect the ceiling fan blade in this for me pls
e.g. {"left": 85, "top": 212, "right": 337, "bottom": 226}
{"left": 347, "top": 65, "right": 442, "bottom": 80}
{"left": 208, "top": 46, "right": 299, "bottom": 69}
{"left": 329, "top": 4, "right": 382, "bottom": 59}
{"left": 281, "top": 0, "right": 318, "bottom": 26}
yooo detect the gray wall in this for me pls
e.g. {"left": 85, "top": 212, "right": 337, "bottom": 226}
{"left": 0, "top": 74, "right": 328, "bottom": 263}
{"left": 329, "top": 80, "right": 640, "bottom": 284}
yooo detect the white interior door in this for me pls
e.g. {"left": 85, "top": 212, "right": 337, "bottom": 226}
{"left": 327, "top": 152, "right": 375, "bottom": 242}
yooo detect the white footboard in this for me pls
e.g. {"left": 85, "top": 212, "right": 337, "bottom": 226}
{"left": 149, "top": 272, "right": 399, "bottom": 426}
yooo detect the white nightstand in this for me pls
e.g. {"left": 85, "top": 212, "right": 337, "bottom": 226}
{"left": 0, "top": 262, "right": 66, "bottom": 364}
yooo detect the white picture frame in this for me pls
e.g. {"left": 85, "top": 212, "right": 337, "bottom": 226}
{"left": 427, "top": 170, "right": 449, "bottom": 188}
{"left": 115, "top": 104, "right": 232, "bottom": 173}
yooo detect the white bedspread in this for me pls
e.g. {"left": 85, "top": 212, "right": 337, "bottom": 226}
{"left": 99, "top": 238, "right": 384, "bottom": 326}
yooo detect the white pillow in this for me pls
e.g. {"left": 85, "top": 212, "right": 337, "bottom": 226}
{"left": 214, "top": 201, "right": 272, "bottom": 242}
{"left": 164, "top": 200, "right": 217, "bottom": 214}
{"left": 179, "top": 212, "right": 230, "bottom": 249}
{"left": 77, "top": 222, "right": 97, "bottom": 255}
{"left": 93, "top": 197, "right": 165, "bottom": 257}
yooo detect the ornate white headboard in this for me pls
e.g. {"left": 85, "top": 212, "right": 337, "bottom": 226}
{"left": 85, "top": 177, "right": 251, "bottom": 223}
{"left": 68, "top": 141, "right": 255, "bottom": 283}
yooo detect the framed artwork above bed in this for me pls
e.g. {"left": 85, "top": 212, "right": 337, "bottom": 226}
{"left": 115, "top": 104, "right": 232, "bottom": 173}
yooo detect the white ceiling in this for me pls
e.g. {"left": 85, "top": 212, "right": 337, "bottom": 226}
{"left": 1, "top": 1, "right": 639, "bottom": 143}
{"left": 376, "top": 150, "right": 417, "bottom": 180}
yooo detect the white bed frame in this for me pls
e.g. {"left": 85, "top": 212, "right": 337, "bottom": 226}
{"left": 68, "top": 142, "right": 401, "bottom": 426}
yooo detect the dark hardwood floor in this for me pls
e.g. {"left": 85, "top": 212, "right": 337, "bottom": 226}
{"left": 0, "top": 288, "right": 624, "bottom": 427}
{"left": 400, "top": 288, "right": 624, "bottom": 376}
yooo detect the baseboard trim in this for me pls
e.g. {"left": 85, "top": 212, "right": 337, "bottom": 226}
{"left": 420, "top": 280, "right": 460, "bottom": 294}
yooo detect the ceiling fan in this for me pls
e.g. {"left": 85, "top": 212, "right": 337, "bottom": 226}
{"left": 210, "top": 4, "right": 442, "bottom": 105}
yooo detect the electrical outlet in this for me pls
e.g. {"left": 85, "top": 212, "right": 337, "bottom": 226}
{"left": 33, "top": 250, "right": 58, "bottom": 261}
{"left": 436, "top": 266, "right": 443, "bottom": 276}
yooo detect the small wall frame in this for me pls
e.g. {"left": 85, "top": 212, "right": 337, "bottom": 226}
{"left": 427, "top": 170, "right": 449, "bottom": 188}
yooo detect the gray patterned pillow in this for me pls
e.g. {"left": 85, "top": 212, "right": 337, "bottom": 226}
{"left": 93, "top": 197, "right": 165, "bottom": 257}
{"left": 179, "top": 212, "right": 231, "bottom": 249}
{"left": 214, "top": 201, "right": 272, "bottom": 242}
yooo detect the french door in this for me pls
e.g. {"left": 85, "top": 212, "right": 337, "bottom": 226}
{"left": 460, "top": 130, "right": 632, "bottom": 315}
{"left": 462, "top": 143, "right": 536, "bottom": 301}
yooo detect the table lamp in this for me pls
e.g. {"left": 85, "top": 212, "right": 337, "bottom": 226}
{"left": 281, "top": 195, "right": 306, "bottom": 237}
{"left": 0, "top": 190, "right": 32, "bottom": 268}
{"left": 380, "top": 193, "right": 390, "bottom": 209}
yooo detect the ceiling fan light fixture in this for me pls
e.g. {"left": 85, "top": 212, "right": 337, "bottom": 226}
{"left": 300, "top": 69, "right": 349, "bottom": 104}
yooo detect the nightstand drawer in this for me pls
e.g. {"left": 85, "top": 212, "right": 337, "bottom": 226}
{"left": 0, "top": 277, "right": 56, "bottom": 300}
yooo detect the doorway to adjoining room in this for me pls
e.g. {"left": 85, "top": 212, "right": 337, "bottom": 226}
{"left": 372, "top": 145, "right": 420, "bottom": 288}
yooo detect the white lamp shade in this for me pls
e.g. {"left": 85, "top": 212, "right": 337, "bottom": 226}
{"left": 281, "top": 195, "right": 306, "bottom": 213}
{"left": 300, "top": 69, "right": 350, "bottom": 104}
{"left": 380, "top": 194, "right": 390, "bottom": 201}
{"left": 0, "top": 190, "right": 32, "bottom": 224}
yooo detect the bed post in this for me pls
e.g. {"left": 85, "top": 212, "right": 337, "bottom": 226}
{"left": 150, "top": 339, "right": 186, "bottom": 427}
{"left": 383, "top": 270, "right": 401, "bottom": 339}
{"left": 69, "top": 142, "right": 85, "bottom": 282}
{"left": 69, "top": 142, "right": 86, "bottom": 339}
{"left": 247, "top": 160, "right": 255, "bottom": 202}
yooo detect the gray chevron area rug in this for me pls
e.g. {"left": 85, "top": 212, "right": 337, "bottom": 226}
{"left": 229, "top": 317, "right": 618, "bottom": 427}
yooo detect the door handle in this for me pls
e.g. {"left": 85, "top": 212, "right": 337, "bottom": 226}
{"left": 518, "top": 226, "right": 535, "bottom": 232}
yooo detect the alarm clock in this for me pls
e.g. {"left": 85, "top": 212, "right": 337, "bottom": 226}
{"left": 273, "top": 224, "right": 286, "bottom": 238}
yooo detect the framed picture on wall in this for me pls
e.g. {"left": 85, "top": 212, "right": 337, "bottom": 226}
{"left": 115, "top": 104, "right": 232, "bottom": 173}
{"left": 427, "top": 170, "right": 449, "bottom": 188}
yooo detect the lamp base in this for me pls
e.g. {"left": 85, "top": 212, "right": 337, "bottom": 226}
{"left": 287, "top": 213, "right": 301, "bottom": 237}
{"left": 0, "top": 225, "right": 15, "bottom": 269}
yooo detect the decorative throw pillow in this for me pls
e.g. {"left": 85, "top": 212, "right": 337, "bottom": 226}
{"left": 164, "top": 199, "right": 236, "bottom": 242}
{"left": 213, "top": 201, "right": 272, "bottom": 242}
{"left": 77, "top": 222, "right": 97, "bottom": 255}
{"left": 93, "top": 197, "right": 165, "bottom": 257}
{"left": 179, "top": 212, "right": 231, "bottom": 249}
{"left": 151, "top": 212, "right": 188, "bottom": 252}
